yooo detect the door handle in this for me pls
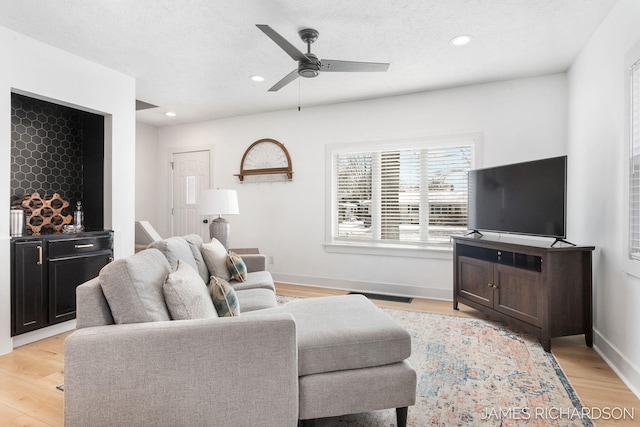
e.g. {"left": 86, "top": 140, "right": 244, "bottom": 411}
{"left": 36, "top": 245, "right": 42, "bottom": 265}
{"left": 203, "top": 219, "right": 209, "bottom": 224}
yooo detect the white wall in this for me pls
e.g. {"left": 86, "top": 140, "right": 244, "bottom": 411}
{"left": 156, "top": 74, "right": 567, "bottom": 299}
{"left": 567, "top": 0, "right": 640, "bottom": 397}
{"left": 0, "top": 27, "right": 136, "bottom": 354}
{"left": 135, "top": 122, "right": 160, "bottom": 229}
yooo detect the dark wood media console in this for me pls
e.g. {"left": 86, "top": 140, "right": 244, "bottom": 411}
{"left": 452, "top": 234, "right": 594, "bottom": 351}
{"left": 11, "top": 230, "right": 113, "bottom": 336}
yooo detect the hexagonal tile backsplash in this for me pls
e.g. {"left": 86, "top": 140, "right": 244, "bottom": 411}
{"left": 11, "top": 93, "right": 83, "bottom": 215}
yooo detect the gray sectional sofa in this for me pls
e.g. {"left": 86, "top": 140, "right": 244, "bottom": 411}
{"left": 64, "top": 235, "right": 416, "bottom": 426}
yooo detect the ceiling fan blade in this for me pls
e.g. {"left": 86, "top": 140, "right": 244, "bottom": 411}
{"left": 269, "top": 69, "right": 299, "bottom": 91}
{"left": 320, "top": 59, "right": 390, "bottom": 72}
{"left": 256, "top": 24, "right": 310, "bottom": 62}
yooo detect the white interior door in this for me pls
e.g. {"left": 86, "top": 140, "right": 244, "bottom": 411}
{"left": 172, "top": 150, "right": 210, "bottom": 240}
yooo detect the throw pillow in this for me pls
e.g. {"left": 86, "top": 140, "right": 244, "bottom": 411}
{"left": 148, "top": 237, "right": 200, "bottom": 274}
{"left": 164, "top": 259, "right": 218, "bottom": 320}
{"left": 209, "top": 276, "right": 240, "bottom": 317}
{"left": 226, "top": 252, "right": 247, "bottom": 282}
{"left": 183, "top": 234, "right": 210, "bottom": 284}
{"left": 99, "top": 248, "right": 172, "bottom": 324}
{"left": 201, "top": 238, "right": 231, "bottom": 281}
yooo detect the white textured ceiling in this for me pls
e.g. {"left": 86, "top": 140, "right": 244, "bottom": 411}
{"left": 0, "top": 0, "right": 616, "bottom": 126}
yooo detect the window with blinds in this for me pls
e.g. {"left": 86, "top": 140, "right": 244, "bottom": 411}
{"left": 333, "top": 144, "right": 474, "bottom": 246}
{"left": 630, "top": 59, "right": 640, "bottom": 260}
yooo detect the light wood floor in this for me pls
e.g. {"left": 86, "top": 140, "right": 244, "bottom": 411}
{"left": 0, "top": 284, "right": 637, "bottom": 426}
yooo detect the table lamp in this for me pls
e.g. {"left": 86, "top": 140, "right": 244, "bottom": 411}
{"left": 199, "top": 189, "right": 239, "bottom": 250}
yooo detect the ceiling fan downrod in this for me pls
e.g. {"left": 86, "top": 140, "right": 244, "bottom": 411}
{"left": 298, "top": 28, "right": 319, "bottom": 53}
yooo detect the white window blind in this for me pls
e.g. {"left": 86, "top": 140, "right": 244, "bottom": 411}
{"left": 630, "top": 59, "right": 640, "bottom": 260}
{"left": 335, "top": 153, "right": 372, "bottom": 240}
{"left": 333, "top": 144, "right": 473, "bottom": 246}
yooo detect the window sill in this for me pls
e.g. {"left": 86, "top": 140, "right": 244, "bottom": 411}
{"left": 625, "top": 257, "right": 640, "bottom": 280}
{"left": 323, "top": 241, "right": 453, "bottom": 259}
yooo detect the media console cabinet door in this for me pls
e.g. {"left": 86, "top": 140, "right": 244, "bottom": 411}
{"left": 12, "top": 240, "right": 46, "bottom": 336}
{"left": 457, "top": 256, "right": 494, "bottom": 307}
{"left": 493, "top": 264, "right": 542, "bottom": 327}
{"left": 48, "top": 252, "right": 112, "bottom": 324}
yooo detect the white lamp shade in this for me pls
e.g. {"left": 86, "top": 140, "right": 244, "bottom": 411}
{"left": 199, "top": 189, "right": 239, "bottom": 216}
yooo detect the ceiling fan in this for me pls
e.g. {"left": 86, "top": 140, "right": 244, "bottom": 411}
{"left": 256, "top": 24, "right": 390, "bottom": 92}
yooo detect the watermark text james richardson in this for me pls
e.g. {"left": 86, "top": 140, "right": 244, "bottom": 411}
{"left": 482, "top": 406, "right": 635, "bottom": 421}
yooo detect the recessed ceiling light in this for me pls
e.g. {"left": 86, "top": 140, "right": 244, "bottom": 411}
{"left": 250, "top": 75, "right": 265, "bottom": 82}
{"left": 450, "top": 35, "right": 473, "bottom": 47}
{"left": 165, "top": 112, "right": 176, "bottom": 117}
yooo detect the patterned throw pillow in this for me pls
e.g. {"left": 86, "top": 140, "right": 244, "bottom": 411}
{"left": 226, "top": 252, "right": 247, "bottom": 282}
{"left": 209, "top": 276, "right": 240, "bottom": 317}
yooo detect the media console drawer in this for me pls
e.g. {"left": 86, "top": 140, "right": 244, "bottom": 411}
{"left": 452, "top": 234, "right": 594, "bottom": 351}
{"left": 48, "top": 234, "right": 113, "bottom": 258}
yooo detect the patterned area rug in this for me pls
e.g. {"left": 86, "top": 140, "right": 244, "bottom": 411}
{"left": 278, "top": 296, "right": 592, "bottom": 427}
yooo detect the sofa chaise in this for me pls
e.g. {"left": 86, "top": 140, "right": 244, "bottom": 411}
{"left": 64, "top": 235, "right": 416, "bottom": 426}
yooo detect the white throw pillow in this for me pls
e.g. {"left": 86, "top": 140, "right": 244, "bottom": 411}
{"left": 200, "top": 238, "right": 231, "bottom": 281}
{"left": 163, "top": 259, "right": 218, "bottom": 320}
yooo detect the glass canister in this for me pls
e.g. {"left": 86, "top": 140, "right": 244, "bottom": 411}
{"left": 10, "top": 208, "right": 24, "bottom": 237}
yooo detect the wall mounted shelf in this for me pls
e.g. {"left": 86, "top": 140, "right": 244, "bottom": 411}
{"left": 235, "top": 138, "right": 293, "bottom": 182}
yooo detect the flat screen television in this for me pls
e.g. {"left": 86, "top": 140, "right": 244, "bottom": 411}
{"left": 467, "top": 155, "right": 567, "bottom": 239}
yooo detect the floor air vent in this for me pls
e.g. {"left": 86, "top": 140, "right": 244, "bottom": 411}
{"left": 348, "top": 292, "right": 413, "bottom": 304}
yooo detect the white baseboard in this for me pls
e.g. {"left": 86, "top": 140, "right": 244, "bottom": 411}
{"left": 12, "top": 320, "right": 76, "bottom": 349}
{"left": 593, "top": 328, "right": 640, "bottom": 399}
{"left": 271, "top": 272, "right": 453, "bottom": 301}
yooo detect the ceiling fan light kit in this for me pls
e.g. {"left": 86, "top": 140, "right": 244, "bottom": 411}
{"left": 297, "top": 54, "right": 320, "bottom": 78}
{"left": 256, "top": 24, "right": 390, "bottom": 91}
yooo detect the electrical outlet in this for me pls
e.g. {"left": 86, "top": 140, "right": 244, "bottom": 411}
{"left": 269, "top": 256, "right": 275, "bottom": 264}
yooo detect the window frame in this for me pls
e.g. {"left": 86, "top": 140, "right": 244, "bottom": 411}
{"left": 626, "top": 41, "right": 640, "bottom": 278}
{"left": 325, "top": 133, "right": 483, "bottom": 258}
{"left": 630, "top": 59, "right": 640, "bottom": 262}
